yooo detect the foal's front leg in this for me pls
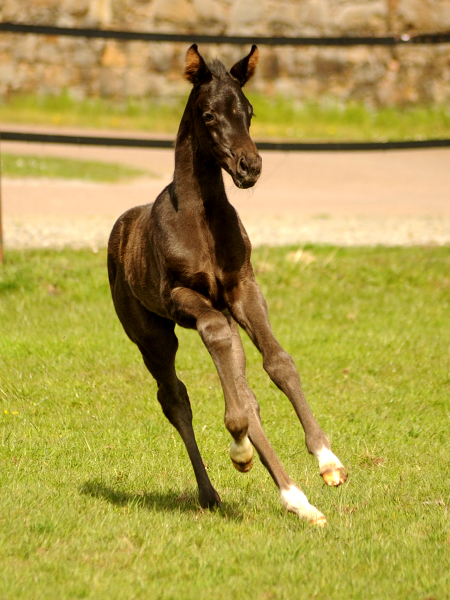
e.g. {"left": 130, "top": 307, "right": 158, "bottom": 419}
{"left": 228, "top": 279, "right": 347, "bottom": 487}
{"left": 227, "top": 315, "right": 327, "bottom": 525}
{"left": 170, "top": 287, "right": 254, "bottom": 472}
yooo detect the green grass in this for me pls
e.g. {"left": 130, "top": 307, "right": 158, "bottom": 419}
{"left": 0, "top": 153, "right": 149, "bottom": 182}
{"left": 0, "top": 92, "right": 185, "bottom": 134}
{"left": 1, "top": 91, "right": 450, "bottom": 141}
{"left": 1, "top": 246, "right": 449, "bottom": 599}
{"left": 249, "top": 97, "right": 450, "bottom": 142}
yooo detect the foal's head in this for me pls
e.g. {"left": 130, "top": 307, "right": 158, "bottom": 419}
{"left": 184, "top": 44, "right": 262, "bottom": 189}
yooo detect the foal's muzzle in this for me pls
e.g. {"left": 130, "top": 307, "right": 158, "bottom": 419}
{"left": 232, "top": 152, "right": 262, "bottom": 189}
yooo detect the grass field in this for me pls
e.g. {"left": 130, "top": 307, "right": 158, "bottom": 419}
{"left": 1, "top": 92, "right": 450, "bottom": 141}
{"left": 0, "top": 153, "right": 150, "bottom": 182}
{"left": 1, "top": 246, "right": 449, "bottom": 599}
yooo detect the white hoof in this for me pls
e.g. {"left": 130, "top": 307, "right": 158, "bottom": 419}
{"left": 230, "top": 436, "right": 254, "bottom": 472}
{"left": 280, "top": 485, "right": 327, "bottom": 526}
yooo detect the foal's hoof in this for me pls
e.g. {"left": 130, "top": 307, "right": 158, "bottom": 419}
{"left": 230, "top": 436, "right": 254, "bottom": 473}
{"left": 231, "top": 456, "right": 254, "bottom": 473}
{"left": 199, "top": 488, "right": 222, "bottom": 509}
{"left": 311, "top": 514, "right": 327, "bottom": 527}
{"left": 321, "top": 466, "right": 348, "bottom": 487}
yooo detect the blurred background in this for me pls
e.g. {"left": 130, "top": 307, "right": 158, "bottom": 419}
{"left": 1, "top": 0, "right": 450, "bottom": 252}
{"left": 1, "top": 0, "right": 450, "bottom": 136}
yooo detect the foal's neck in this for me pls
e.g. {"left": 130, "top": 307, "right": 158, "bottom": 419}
{"left": 173, "top": 109, "right": 227, "bottom": 209}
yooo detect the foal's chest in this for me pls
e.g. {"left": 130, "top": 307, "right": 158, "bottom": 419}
{"left": 168, "top": 247, "right": 229, "bottom": 307}
{"left": 163, "top": 219, "right": 244, "bottom": 307}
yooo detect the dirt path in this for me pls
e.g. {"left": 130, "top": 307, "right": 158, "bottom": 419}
{"left": 2, "top": 124, "right": 450, "bottom": 248}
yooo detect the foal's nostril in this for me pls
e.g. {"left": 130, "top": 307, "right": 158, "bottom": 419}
{"left": 237, "top": 157, "right": 248, "bottom": 177}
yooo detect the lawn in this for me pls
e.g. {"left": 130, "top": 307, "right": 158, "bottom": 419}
{"left": 1, "top": 92, "right": 450, "bottom": 142}
{"left": 0, "top": 246, "right": 449, "bottom": 599}
{"left": 0, "top": 153, "right": 149, "bottom": 182}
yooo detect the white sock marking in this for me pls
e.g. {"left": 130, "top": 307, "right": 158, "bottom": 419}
{"left": 280, "top": 485, "right": 326, "bottom": 524}
{"left": 314, "top": 446, "right": 343, "bottom": 472}
{"left": 230, "top": 436, "right": 253, "bottom": 464}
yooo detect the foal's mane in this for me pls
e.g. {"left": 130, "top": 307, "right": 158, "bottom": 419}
{"left": 207, "top": 58, "right": 229, "bottom": 79}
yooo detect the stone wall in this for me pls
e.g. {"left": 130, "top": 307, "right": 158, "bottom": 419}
{"left": 1, "top": 0, "right": 450, "bottom": 106}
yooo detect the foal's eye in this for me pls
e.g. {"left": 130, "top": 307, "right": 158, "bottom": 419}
{"left": 203, "top": 112, "right": 214, "bottom": 123}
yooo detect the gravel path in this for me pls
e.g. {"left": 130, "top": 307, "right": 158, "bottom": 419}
{"left": 2, "top": 135, "right": 450, "bottom": 249}
{"left": 4, "top": 213, "right": 450, "bottom": 250}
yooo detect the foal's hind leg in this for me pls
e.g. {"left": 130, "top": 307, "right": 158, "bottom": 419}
{"left": 141, "top": 347, "right": 221, "bottom": 509}
{"left": 227, "top": 316, "right": 326, "bottom": 525}
{"left": 111, "top": 284, "right": 220, "bottom": 508}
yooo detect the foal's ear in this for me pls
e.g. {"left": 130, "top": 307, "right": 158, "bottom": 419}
{"left": 230, "top": 45, "right": 259, "bottom": 87}
{"left": 185, "top": 44, "right": 210, "bottom": 85}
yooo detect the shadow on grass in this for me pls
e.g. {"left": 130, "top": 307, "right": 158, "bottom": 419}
{"left": 80, "top": 479, "right": 244, "bottom": 521}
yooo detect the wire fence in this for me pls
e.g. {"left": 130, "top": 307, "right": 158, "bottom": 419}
{"left": 1, "top": 21, "right": 450, "bottom": 46}
{"left": 1, "top": 21, "right": 450, "bottom": 152}
{"left": 1, "top": 22, "right": 450, "bottom": 261}
{"left": 2, "top": 130, "right": 450, "bottom": 151}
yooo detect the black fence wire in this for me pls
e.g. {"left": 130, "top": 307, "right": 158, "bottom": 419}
{"left": 2, "top": 131, "right": 450, "bottom": 151}
{"left": 1, "top": 21, "right": 450, "bottom": 46}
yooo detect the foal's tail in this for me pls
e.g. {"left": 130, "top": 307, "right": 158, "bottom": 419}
{"left": 107, "top": 215, "right": 123, "bottom": 293}
{"left": 106, "top": 252, "right": 117, "bottom": 292}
